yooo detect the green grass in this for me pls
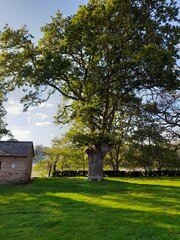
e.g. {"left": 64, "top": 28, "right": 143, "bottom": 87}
{"left": 0, "top": 177, "right": 180, "bottom": 240}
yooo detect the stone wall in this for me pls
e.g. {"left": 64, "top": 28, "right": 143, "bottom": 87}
{"left": 0, "top": 156, "right": 30, "bottom": 184}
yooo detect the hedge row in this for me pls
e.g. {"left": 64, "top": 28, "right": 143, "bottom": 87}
{"left": 53, "top": 170, "right": 180, "bottom": 177}
{"left": 53, "top": 171, "right": 88, "bottom": 177}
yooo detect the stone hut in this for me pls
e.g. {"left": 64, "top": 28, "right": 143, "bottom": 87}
{"left": 0, "top": 141, "right": 34, "bottom": 184}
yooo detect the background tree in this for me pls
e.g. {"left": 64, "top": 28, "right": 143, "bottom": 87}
{"left": 103, "top": 94, "right": 141, "bottom": 171}
{"left": 125, "top": 117, "right": 180, "bottom": 171}
{"left": 34, "top": 146, "right": 62, "bottom": 177}
{"left": 0, "top": 0, "right": 179, "bottom": 180}
{"left": 52, "top": 136, "right": 87, "bottom": 171}
{"left": 33, "top": 144, "right": 47, "bottom": 164}
{"left": 34, "top": 144, "right": 45, "bottom": 156}
{"left": 0, "top": 106, "right": 9, "bottom": 138}
{"left": 0, "top": 93, "right": 12, "bottom": 139}
{"left": 143, "top": 90, "right": 180, "bottom": 140}
{"left": 34, "top": 136, "right": 87, "bottom": 176}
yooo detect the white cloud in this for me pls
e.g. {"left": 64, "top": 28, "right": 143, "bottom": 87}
{"left": 27, "top": 113, "right": 49, "bottom": 124}
{"left": 5, "top": 98, "right": 33, "bottom": 115}
{"left": 5, "top": 98, "right": 54, "bottom": 117}
{"left": 7, "top": 98, "right": 16, "bottom": 105}
{"left": 35, "top": 113, "right": 49, "bottom": 120}
{"left": 28, "top": 106, "right": 36, "bottom": 111}
{"left": 6, "top": 99, "right": 24, "bottom": 115}
{"left": 35, "top": 121, "right": 51, "bottom": 127}
{"left": 27, "top": 116, "right": 32, "bottom": 123}
{"left": 11, "top": 129, "right": 32, "bottom": 141}
{"left": 38, "top": 102, "right": 54, "bottom": 108}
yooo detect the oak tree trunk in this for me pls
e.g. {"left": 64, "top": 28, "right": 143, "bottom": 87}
{"left": 85, "top": 143, "right": 109, "bottom": 181}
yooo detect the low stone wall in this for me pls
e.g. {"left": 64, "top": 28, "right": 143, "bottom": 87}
{"left": 53, "top": 170, "right": 180, "bottom": 178}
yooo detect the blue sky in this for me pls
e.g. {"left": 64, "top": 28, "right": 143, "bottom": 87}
{"left": 1, "top": 0, "right": 88, "bottom": 146}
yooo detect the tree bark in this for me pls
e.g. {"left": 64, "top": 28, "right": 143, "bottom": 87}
{"left": 48, "top": 165, "right": 52, "bottom": 177}
{"left": 85, "top": 143, "right": 109, "bottom": 181}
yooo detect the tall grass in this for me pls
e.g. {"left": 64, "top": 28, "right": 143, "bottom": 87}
{"left": 0, "top": 177, "right": 179, "bottom": 240}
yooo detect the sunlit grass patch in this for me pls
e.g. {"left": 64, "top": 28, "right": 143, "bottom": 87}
{"left": 0, "top": 177, "right": 179, "bottom": 240}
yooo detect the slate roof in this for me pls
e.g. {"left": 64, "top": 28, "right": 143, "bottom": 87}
{"left": 0, "top": 141, "right": 34, "bottom": 157}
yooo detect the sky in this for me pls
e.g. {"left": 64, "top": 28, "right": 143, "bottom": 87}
{"left": 1, "top": 0, "right": 88, "bottom": 146}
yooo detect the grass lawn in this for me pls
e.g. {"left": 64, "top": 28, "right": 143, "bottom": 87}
{"left": 0, "top": 177, "right": 179, "bottom": 240}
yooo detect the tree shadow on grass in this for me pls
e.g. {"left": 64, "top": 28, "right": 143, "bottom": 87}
{"left": 0, "top": 177, "right": 179, "bottom": 240}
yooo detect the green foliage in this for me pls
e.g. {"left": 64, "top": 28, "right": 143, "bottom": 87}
{"left": 33, "top": 160, "right": 50, "bottom": 177}
{"left": 52, "top": 136, "right": 87, "bottom": 171}
{"left": 126, "top": 143, "right": 180, "bottom": 171}
{"left": 124, "top": 118, "right": 180, "bottom": 171}
{"left": 34, "top": 136, "right": 87, "bottom": 176}
{"left": 0, "top": 0, "right": 179, "bottom": 175}
{"left": 0, "top": 0, "right": 179, "bottom": 144}
{"left": 0, "top": 96, "right": 12, "bottom": 139}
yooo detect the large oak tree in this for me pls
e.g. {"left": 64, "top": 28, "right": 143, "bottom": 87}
{"left": 0, "top": 0, "right": 179, "bottom": 180}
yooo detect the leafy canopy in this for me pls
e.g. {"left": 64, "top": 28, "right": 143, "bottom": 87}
{"left": 0, "top": 0, "right": 179, "bottom": 146}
